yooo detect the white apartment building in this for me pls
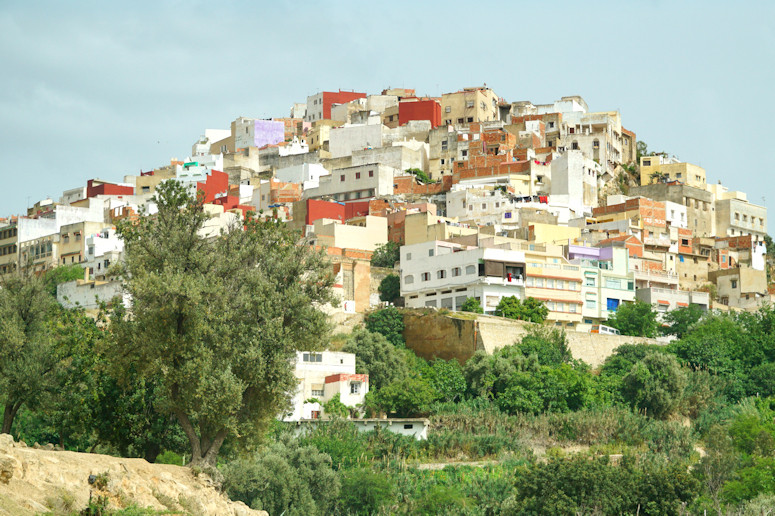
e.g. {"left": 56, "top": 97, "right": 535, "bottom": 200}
{"left": 302, "top": 163, "right": 398, "bottom": 202}
{"left": 400, "top": 240, "right": 526, "bottom": 313}
{"left": 284, "top": 351, "right": 369, "bottom": 422}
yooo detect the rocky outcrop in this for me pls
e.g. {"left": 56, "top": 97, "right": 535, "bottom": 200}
{"left": 0, "top": 433, "right": 265, "bottom": 515}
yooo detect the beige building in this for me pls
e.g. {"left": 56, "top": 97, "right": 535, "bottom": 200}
{"left": 58, "top": 221, "right": 107, "bottom": 267}
{"left": 0, "top": 223, "right": 18, "bottom": 276}
{"left": 307, "top": 120, "right": 343, "bottom": 157}
{"left": 639, "top": 155, "right": 707, "bottom": 188}
{"left": 311, "top": 216, "right": 388, "bottom": 252}
{"left": 440, "top": 87, "right": 500, "bottom": 126}
{"left": 710, "top": 267, "right": 768, "bottom": 310}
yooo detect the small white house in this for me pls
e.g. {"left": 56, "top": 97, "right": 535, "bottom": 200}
{"left": 283, "top": 351, "right": 369, "bottom": 421}
{"left": 293, "top": 418, "right": 430, "bottom": 440}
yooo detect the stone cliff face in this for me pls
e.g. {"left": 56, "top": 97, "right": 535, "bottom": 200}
{"left": 0, "top": 433, "right": 265, "bottom": 515}
{"left": 403, "top": 310, "right": 660, "bottom": 367}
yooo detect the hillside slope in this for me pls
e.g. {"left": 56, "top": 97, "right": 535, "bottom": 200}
{"left": 0, "top": 433, "right": 264, "bottom": 515}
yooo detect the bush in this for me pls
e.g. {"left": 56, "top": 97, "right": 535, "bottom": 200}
{"left": 424, "top": 359, "right": 466, "bottom": 403}
{"left": 371, "top": 376, "right": 437, "bottom": 417}
{"left": 606, "top": 300, "right": 659, "bottom": 337}
{"left": 371, "top": 241, "right": 400, "bottom": 268}
{"left": 223, "top": 438, "right": 339, "bottom": 516}
{"left": 337, "top": 468, "right": 393, "bottom": 514}
{"left": 516, "top": 326, "right": 571, "bottom": 366}
{"left": 364, "top": 306, "right": 405, "bottom": 347}
{"left": 413, "top": 485, "right": 471, "bottom": 515}
{"left": 495, "top": 296, "right": 548, "bottom": 323}
{"left": 459, "top": 297, "right": 483, "bottom": 314}
{"left": 378, "top": 274, "right": 400, "bottom": 303}
{"left": 343, "top": 327, "right": 408, "bottom": 390}
{"left": 622, "top": 352, "right": 687, "bottom": 419}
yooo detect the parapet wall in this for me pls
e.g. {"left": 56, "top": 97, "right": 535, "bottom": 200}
{"left": 403, "top": 310, "right": 660, "bottom": 367}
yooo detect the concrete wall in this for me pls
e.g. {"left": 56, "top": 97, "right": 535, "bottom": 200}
{"left": 403, "top": 310, "right": 659, "bottom": 367}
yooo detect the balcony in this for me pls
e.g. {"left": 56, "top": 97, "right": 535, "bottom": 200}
{"left": 482, "top": 276, "right": 525, "bottom": 287}
{"left": 636, "top": 287, "right": 710, "bottom": 310}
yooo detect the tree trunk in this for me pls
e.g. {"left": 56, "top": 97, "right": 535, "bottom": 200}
{"left": 1, "top": 400, "right": 22, "bottom": 435}
{"left": 173, "top": 409, "right": 202, "bottom": 464}
{"left": 201, "top": 429, "right": 227, "bottom": 467}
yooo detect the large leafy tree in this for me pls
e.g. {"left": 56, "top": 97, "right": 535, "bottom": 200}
{"left": 0, "top": 271, "right": 58, "bottom": 434}
{"left": 371, "top": 241, "right": 400, "bottom": 268}
{"left": 622, "top": 352, "right": 687, "bottom": 419}
{"left": 111, "top": 181, "right": 334, "bottom": 466}
{"left": 606, "top": 300, "right": 659, "bottom": 337}
{"left": 495, "top": 296, "right": 548, "bottom": 323}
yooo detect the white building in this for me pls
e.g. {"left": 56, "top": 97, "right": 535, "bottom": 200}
{"left": 284, "top": 351, "right": 369, "bottom": 422}
{"left": 275, "top": 163, "right": 331, "bottom": 191}
{"left": 84, "top": 226, "right": 124, "bottom": 280}
{"left": 401, "top": 240, "right": 526, "bottom": 313}
{"left": 302, "top": 163, "right": 399, "bottom": 202}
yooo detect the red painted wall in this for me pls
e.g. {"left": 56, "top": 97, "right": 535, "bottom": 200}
{"left": 344, "top": 201, "right": 370, "bottom": 220}
{"left": 86, "top": 179, "right": 134, "bottom": 198}
{"left": 322, "top": 90, "right": 366, "bottom": 119}
{"left": 399, "top": 99, "right": 441, "bottom": 128}
{"left": 196, "top": 170, "right": 228, "bottom": 204}
{"left": 306, "top": 199, "right": 345, "bottom": 226}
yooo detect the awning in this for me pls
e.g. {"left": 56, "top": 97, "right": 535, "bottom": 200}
{"left": 657, "top": 300, "right": 670, "bottom": 305}
{"left": 676, "top": 302, "right": 688, "bottom": 307}
{"left": 311, "top": 384, "right": 324, "bottom": 392}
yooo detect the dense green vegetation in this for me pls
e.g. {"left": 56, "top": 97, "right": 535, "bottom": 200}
{"left": 6, "top": 215, "right": 775, "bottom": 515}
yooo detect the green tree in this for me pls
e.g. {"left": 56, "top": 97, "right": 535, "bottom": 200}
{"left": 516, "top": 326, "right": 570, "bottom": 366}
{"left": 43, "top": 263, "right": 86, "bottom": 297}
{"left": 364, "top": 306, "right": 405, "bottom": 347}
{"left": 622, "top": 352, "right": 687, "bottom": 419}
{"left": 606, "top": 300, "right": 659, "bottom": 337}
{"left": 378, "top": 274, "right": 400, "bottom": 303}
{"left": 460, "top": 297, "right": 483, "bottom": 314}
{"left": 406, "top": 168, "right": 436, "bottom": 184}
{"left": 662, "top": 304, "right": 705, "bottom": 339}
{"left": 322, "top": 393, "right": 349, "bottom": 419}
{"left": 371, "top": 241, "right": 400, "bottom": 268}
{"left": 337, "top": 468, "right": 394, "bottom": 514}
{"left": 495, "top": 296, "right": 548, "bottom": 323}
{"left": 111, "top": 180, "right": 335, "bottom": 467}
{"left": 463, "top": 345, "right": 539, "bottom": 399}
{"left": 425, "top": 359, "right": 466, "bottom": 402}
{"left": 223, "top": 437, "right": 340, "bottom": 516}
{"left": 0, "top": 271, "right": 58, "bottom": 434}
{"left": 343, "top": 327, "right": 409, "bottom": 390}
{"left": 370, "top": 376, "right": 437, "bottom": 417}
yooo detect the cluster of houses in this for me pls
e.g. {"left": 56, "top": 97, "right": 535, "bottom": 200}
{"left": 1, "top": 86, "right": 768, "bottom": 428}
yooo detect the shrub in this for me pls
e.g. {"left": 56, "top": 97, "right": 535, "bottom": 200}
{"left": 337, "top": 468, "right": 393, "bottom": 514}
{"left": 622, "top": 352, "right": 687, "bottom": 419}
{"left": 364, "top": 306, "right": 405, "bottom": 347}
{"left": 495, "top": 296, "right": 548, "bottom": 323}
{"left": 459, "top": 297, "right": 483, "bottom": 314}
{"left": 516, "top": 326, "right": 571, "bottom": 366}
{"left": 371, "top": 241, "right": 400, "bottom": 268}
{"left": 343, "top": 327, "right": 409, "bottom": 390}
{"left": 222, "top": 437, "right": 339, "bottom": 516}
{"left": 378, "top": 274, "right": 400, "bottom": 303}
{"left": 606, "top": 300, "right": 659, "bottom": 337}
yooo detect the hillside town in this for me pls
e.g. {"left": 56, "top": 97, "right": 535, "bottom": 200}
{"left": 1, "top": 86, "right": 768, "bottom": 323}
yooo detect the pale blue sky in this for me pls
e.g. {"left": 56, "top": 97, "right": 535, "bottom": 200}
{"left": 2, "top": 1, "right": 774, "bottom": 219}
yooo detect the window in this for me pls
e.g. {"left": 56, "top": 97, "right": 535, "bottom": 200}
{"left": 593, "top": 139, "right": 600, "bottom": 149}
{"left": 461, "top": 150, "right": 468, "bottom": 157}
{"left": 63, "top": 234, "right": 69, "bottom": 243}
{"left": 466, "top": 265, "right": 476, "bottom": 275}
{"left": 404, "top": 275, "right": 414, "bottom": 284}
{"left": 466, "top": 100, "right": 474, "bottom": 108}
{"left": 571, "top": 141, "right": 579, "bottom": 150}
{"left": 369, "top": 170, "right": 374, "bottom": 177}
{"left": 586, "top": 299, "right": 596, "bottom": 309}
{"left": 440, "top": 158, "right": 445, "bottom": 165}
{"left": 437, "top": 270, "right": 446, "bottom": 279}
{"left": 481, "top": 203, "right": 487, "bottom": 210}
{"left": 585, "top": 276, "right": 596, "bottom": 287}
{"left": 605, "top": 278, "right": 621, "bottom": 289}
{"left": 457, "top": 118, "right": 464, "bottom": 124}
{"left": 141, "top": 186, "right": 150, "bottom": 193}
{"left": 445, "top": 106, "right": 451, "bottom": 113}
{"left": 350, "top": 382, "right": 361, "bottom": 394}
{"left": 547, "top": 279, "right": 555, "bottom": 288}
{"left": 731, "top": 279, "right": 738, "bottom": 289}
{"left": 452, "top": 267, "right": 461, "bottom": 277}
{"left": 302, "top": 353, "right": 323, "bottom": 363}
{"left": 534, "top": 278, "right": 544, "bottom": 288}
{"left": 355, "top": 172, "right": 361, "bottom": 179}
{"left": 403, "top": 424, "right": 414, "bottom": 429}
{"left": 467, "top": 117, "right": 473, "bottom": 123}
{"left": 311, "top": 387, "right": 324, "bottom": 397}
{"left": 340, "top": 174, "right": 345, "bottom": 182}
{"left": 428, "top": 249, "right": 434, "bottom": 257}
{"left": 421, "top": 272, "right": 430, "bottom": 281}
{"left": 548, "top": 121, "right": 555, "bottom": 128}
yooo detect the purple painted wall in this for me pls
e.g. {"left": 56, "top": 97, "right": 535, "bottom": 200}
{"left": 568, "top": 244, "right": 614, "bottom": 262}
{"left": 254, "top": 120, "right": 284, "bottom": 148}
